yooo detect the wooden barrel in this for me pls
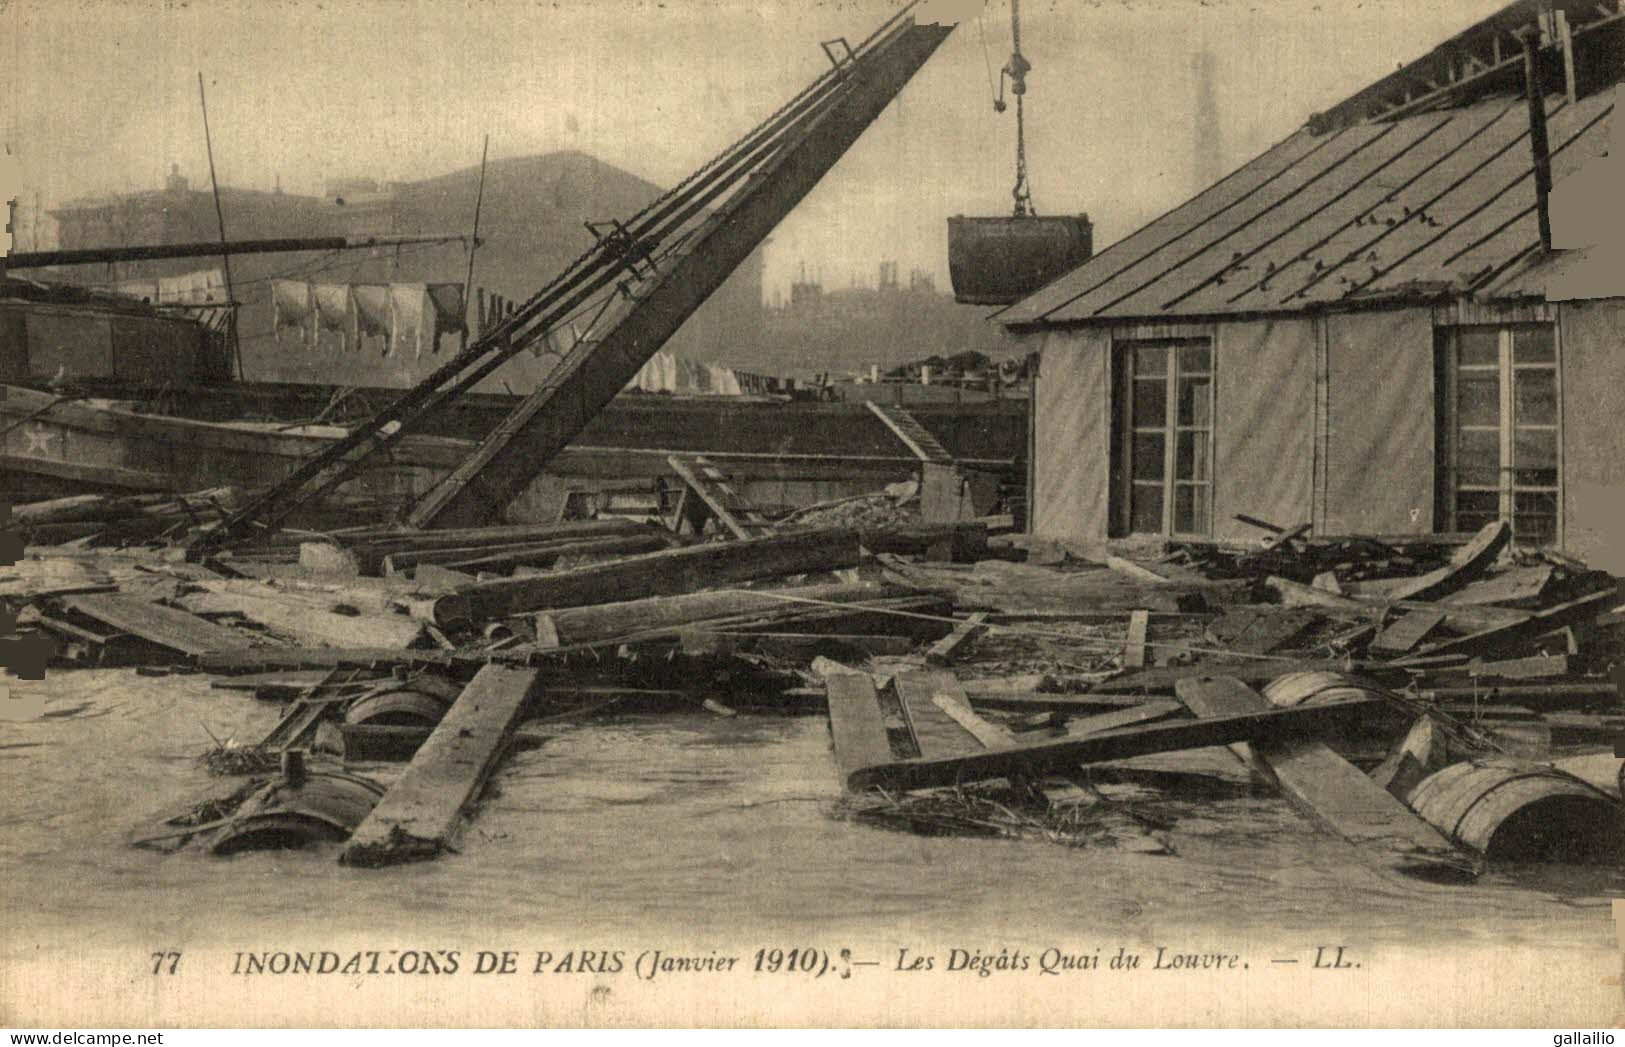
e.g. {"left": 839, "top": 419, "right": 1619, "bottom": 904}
{"left": 1406, "top": 760, "right": 1625, "bottom": 863}
{"left": 947, "top": 214, "right": 1093, "bottom": 305}
{"left": 1262, "top": 670, "right": 1386, "bottom": 708}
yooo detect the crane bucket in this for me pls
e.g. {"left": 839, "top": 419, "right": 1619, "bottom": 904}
{"left": 946, "top": 213, "right": 1093, "bottom": 306}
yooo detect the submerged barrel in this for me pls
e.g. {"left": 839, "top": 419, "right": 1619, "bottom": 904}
{"left": 1407, "top": 761, "right": 1625, "bottom": 864}
{"left": 947, "top": 214, "right": 1094, "bottom": 306}
{"left": 209, "top": 771, "right": 387, "bottom": 855}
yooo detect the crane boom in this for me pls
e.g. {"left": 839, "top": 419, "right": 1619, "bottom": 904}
{"left": 410, "top": 18, "right": 953, "bottom": 528}
{"left": 187, "top": 5, "right": 953, "bottom": 556}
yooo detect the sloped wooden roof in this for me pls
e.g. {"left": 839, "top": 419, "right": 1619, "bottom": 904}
{"left": 996, "top": 86, "right": 1616, "bottom": 327}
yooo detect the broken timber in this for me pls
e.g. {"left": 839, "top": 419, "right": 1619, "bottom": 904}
{"left": 665, "top": 455, "right": 776, "bottom": 539}
{"left": 924, "top": 612, "right": 988, "bottom": 667}
{"left": 1172, "top": 676, "right": 1474, "bottom": 878}
{"left": 341, "top": 664, "right": 544, "bottom": 867}
{"left": 58, "top": 593, "right": 255, "bottom": 657}
{"left": 825, "top": 674, "right": 893, "bottom": 788}
{"left": 1397, "top": 588, "right": 1617, "bottom": 663}
{"left": 430, "top": 528, "right": 862, "bottom": 625}
{"left": 535, "top": 579, "right": 888, "bottom": 648}
{"left": 1122, "top": 609, "right": 1150, "bottom": 668}
{"left": 845, "top": 696, "right": 1381, "bottom": 792}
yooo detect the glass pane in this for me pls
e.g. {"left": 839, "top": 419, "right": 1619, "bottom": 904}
{"left": 1455, "top": 429, "right": 1501, "bottom": 487}
{"left": 1133, "top": 344, "right": 1168, "bottom": 377}
{"left": 1512, "top": 490, "right": 1556, "bottom": 545}
{"left": 1177, "top": 343, "right": 1211, "bottom": 375}
{"left": 1175, "top": 430, "right": 1210, "bottom": 481}
{"left": 1132, "top": 378, "right": 1167, "bottom": 428}
{"left": 1173, "top": 484, "right": 1208, "bottom": 534}
{"left": 1130, "top": 483, "right": 1163, "bottom": 534}
{"left": 1514, "top": 368, "right": 1556, "bottom": 425}
{"left": 1177, "top": 376, "right": 1211, "bottom": 427}
{"left": 1454, "top": 490, "right": 1500, "bottom": 533}
{"left": 1513, "top": 428, "right": 1557, "bottom": 486}
{"left": 1131, "top": 433, "right": 1165, "bottom": 481}
{"left": 1512, "top": 325, "right": 1555, "bottom": 363}
{"left": 1514, "top": 490, "right": 1557, "bottom": 515}
{"left": 1457, "top": 327, "right": 1500, "bottom": 366}
{"left": 1455, "top": 372, "right": 1499, "bottom": 427}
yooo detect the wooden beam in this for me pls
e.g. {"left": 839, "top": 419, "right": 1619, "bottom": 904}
{"left": 534, "top": 579, "right": 889, "bottom": 648}
{"left": 1174, "top": 676, "right": 1472, "bottom": 877}
{"left": 1122, "top": 609, "right": 1150, "bottom": 668}
{"left": 431, "top": 528, "right": 862, "bottom": 625}
{"left": 1104, "top": 556, "right": 1172, "bottom": 585}
{"left": 893, "top": 670, "right": 985, "bottom": 758}
{"left": 665, "top": 455, "right": 776, "bottom": 540}
{"left": 341, "top": 664, "right": 544, "bottom": 866}
{"left": 925, "top": 611, "right": 989, "bottom": 667}
{"left": 1064, "top": 700, "right": 1183, "bottom": 737}
{"left": 1380, "top": 521, "right": 1508, "bottom": 603}
{"left": 1369, "top": 608, "right": 1447, "bottom": 655}
{"left": 846, "top": 695, "right": 1382, "bottom": 792}
{"left": 825, "top": 674, "right": 893, "bottom": 789}
{"left": 384, "top": 533, "right": 673, "bottom": 575}
{"left": 58, "top": 593, "right": 254, "bottom": 657}
{"left": 965, "top": 691, "right": 1162, "bottom": 711}
{"left": 1397, "top": 588, "right": 1617, "bottom": 663}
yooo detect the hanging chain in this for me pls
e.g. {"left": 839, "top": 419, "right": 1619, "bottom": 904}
{"left": 1004, "top": 0, "right": 1034, "bottom": 216}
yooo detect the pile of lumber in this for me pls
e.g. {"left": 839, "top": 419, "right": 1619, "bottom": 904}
{"left": 9, "top": 487, "right": 239, "bottom": 547}
{"left": 821, "top": 517, "right": 1623, "bottom": 873}
{"left": 15, "top": 464, "right": 1616, "bottom": 876}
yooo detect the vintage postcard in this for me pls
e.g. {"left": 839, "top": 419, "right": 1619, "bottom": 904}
{"left": 2, "top": 0, "right": 1622, "bottom": 1029}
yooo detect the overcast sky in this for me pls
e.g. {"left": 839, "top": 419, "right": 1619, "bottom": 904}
{"left": 5, "top": 0, "right": 1507, "bottom": 300}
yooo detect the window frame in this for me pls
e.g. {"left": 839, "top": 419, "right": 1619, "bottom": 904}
{"left": 1114, "top": 337, "right": 1215, "bottom": 539}
{"left": 1438, "top": 322, "right": 1563, "bottom": 547}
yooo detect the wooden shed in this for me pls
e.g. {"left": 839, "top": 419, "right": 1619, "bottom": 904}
{"left": 996, "top": 0, "right": 1625, "bottom": 567}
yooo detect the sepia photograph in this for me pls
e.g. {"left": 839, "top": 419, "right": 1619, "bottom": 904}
{"left": 2, "top": 0, "right": 1622, "bottom": 1030}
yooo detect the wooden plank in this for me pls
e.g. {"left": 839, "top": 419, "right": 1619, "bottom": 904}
{"left": 824, "top": 674, "right": 893, "bottom": 788}
{"left": 1396, "top": 588, "right": 1617, "bottom": 664}
{"left": 1266, "top": 576, "right": 1533, "bottom": 632}
{"left": 716, "top": 632, "right": 916, "bottom": 658}
{"left": 925, "top": 611, "right": 988, "bottom": 667}
{"left": 1064, "top": 700, "right": 1183, "bottom": 737}
{"left": 1369, "top": 608, "right": 1447, "bottom": 654}
{"left": 1104, "top": 556, "right": 1171, "bottom": 585}
{"left": 59, "top": 593, "right": 254, "bottom": 656}
{"left": 431, "top": 528, "right": 862, "bottom": 625}
{"left": 1122, "top": 609, "right": 1150, "bottom": 668}
{"left": 1261, "top": 522, "right": 1312, "bottom": 550}
{"left": 893, "top": 670, "right": 985, "bottom": 758}
{"left": 665, "top": 455, "right": 776, "bottom": 540}
{"left": 382, "top": 532, "right": 672, "bottom": 574}
{"left": 964, "top": 691, "right": 1162, "bottom": 712}
{"left": 177, "top": 589, "right": 426, "bottom": 649}
{"left": 199, "top": 647, "right": 460, "bottom": 673}
{"left": 1173, "top": 676, "right": 1471, "bottom": 877}
{"left": 535, "top": 580, "right": 890, "bottom": 648}
{"left": 1380, "top": 520, "right": 1510, "bottom": 603}
{"left": 1442, "top": 565, "right": 1554, "bottom": 607}
{"left": 846, "top": 695, "right": 1382, "bottom": 792}
{"left": 1466, "top": 653, "right": 1569, "bottom": 679}
{"left": 1090, "top": 659, "right": 1351, "bottom": 694}
{"left": 932, "top": 692, "right": 1017, "bottom": 749}
{"left": 341, "top": 664, "right": 544, "bottom": 866}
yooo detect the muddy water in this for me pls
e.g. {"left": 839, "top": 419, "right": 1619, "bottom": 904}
{"left": 2, "top": 669, "right": 1621, "bottom": 1023}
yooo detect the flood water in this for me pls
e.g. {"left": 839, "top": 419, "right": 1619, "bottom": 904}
{"left": 3, "top": 669, "right": 1621, "bottom": 1025}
